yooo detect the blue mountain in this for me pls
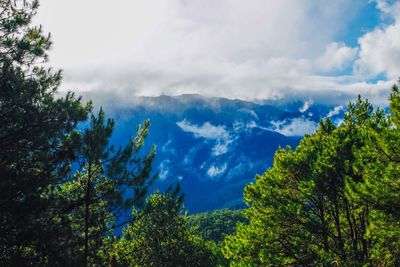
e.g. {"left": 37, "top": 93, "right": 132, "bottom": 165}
{"left": 107, "top": 94, "right": 344, "bottom": 213}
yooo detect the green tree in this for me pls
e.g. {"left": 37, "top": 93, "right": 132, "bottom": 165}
{"left": 56, "top": 110, "right": 156, "bottom": 266}
{"left": 0, "top": 0, "right": 90, "bottom": 264}
{"left": 224, "top": 97, "right": 387, "bottom": 266}
{"left": 189, "top": 209, "right": 248, "bottom": 243}
{"left": 109, "top": 187, "right": 220, "bottom": 267}
{"left": 0, "top": 1, "right": 157, "bottom": 265}
{"left": 352, "top": 82, "right": 400, "bottom": 264}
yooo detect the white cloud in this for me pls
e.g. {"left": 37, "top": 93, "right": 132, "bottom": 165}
{"left": 34, "top": 0, "right": 398, "bottom": 105}
{"left": 271, "top": 118, "right": 319, "bottom": 136}
{"left": 177, "top": 120, "right": 229, "bottom": 140}
{"left": 212, "top": 142, "right": 231, "bottom": 156}
{"left": 353, "top": 1, "right": 400, "bottom": 80}
{"left": 158, "top": 160, "right": 171, "bottom": 181}
{"left": 315, "top": 42, "right": 358, "bottom": 72}
{"left": 32, "top": 0, "right": 395, "bottom": 105}
{"left": 355, "top": 21, "right": 400, "bottom": 79}
{"left": 375, "top": 0, "right": 400, "bottom": 19}
{"left": 326, "top": 105, "right": 344, "bottom": 118}
{"left": 177, "top": 120, "right": 232, "bottom": 156}
{"left": 233, "top": 120, "right": 273, "bottom": 133}
{"left": 207, "top": 164, "right": 227, "bottom": 177}
{"left": 299, "top": 99, "right": 314, "bottom": 113}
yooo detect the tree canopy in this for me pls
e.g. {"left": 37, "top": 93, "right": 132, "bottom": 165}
{"left": 0, "top": 1, "right": 156, "bottom": 265}
{"left": 224, "top": 86, "right": 400, "bottom": 266}
{"left": 108, "top": 187, "right": 223, "bottom": 267}
{"left": 1, "top": 0, "right": 400, "bottom": 266}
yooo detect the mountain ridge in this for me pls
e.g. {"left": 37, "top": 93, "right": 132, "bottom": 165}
{"left": 107, "top": 94, "right": 344, "bottom": 213}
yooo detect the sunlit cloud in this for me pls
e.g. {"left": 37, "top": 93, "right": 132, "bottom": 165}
{"left": 35, "top": 0, "right": 400, "bottom": 106}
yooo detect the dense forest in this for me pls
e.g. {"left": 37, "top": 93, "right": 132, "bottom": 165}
{"left": 1, "top": 1, "right": 400, "bottom": 266}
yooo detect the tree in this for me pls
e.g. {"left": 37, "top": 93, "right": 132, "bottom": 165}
{"left": 53, "top": 110, "right": 156, "bottom": 266}
{"left": 223, "top": 97, "right": 392, "bottom": 266}
{"left": 352, "top": 82, "right": 400, "bottom": 264}
{"left": 0, "top": 1, "right": 157, "bottom": 265}
{"left": 108, "top": 187, "right": 220, "bottom": 267}
{"left": 0, "top": 0, "right": 90, "bottom": 264}
{"left": 189, "top": 209, "right": 248, "bottom": 243}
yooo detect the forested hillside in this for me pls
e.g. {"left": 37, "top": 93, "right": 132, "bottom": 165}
{"left": 1, "top": 1, "right": 400, "bottom": 266}
{"left": 223, "top": 92, "right": 400, "bottom": 266}
{"left": 189, "top": 209, "right": 248, "bottom": 243}
{"left": 106, "top": 96, "right": 314, "bottom": 213}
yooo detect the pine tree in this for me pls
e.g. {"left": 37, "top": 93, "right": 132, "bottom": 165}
{"left": 352, "top": 82, "right": 400, "bottom": 264}
{"left": 109, "top": 187, "right": 219, "bottom": 267}
{"left": 223, "top": 98, "right": 381, "bottom": 266}
{"left": 56, "top": 110, "right": 156, "bottom": 266}
{"left": 0, "top": 1, "right": 157, "bottom": 265}
{"left": 0, "top": 0, "right": 90, "bottom": 264}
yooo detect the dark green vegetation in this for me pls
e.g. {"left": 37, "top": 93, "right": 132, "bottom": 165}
{"left": 0, "top": 0, "right": 157, "bottom": 265}
{"left": 189, "top": 209, "right": 248, "bottom": 243}
{"left": 0, "top": 1, "right": 223, "bottom": 266}
{"left": 107, "top": 187, "right": 225, "bottom": 267}
{"left": 223, "top": 90, "right": 400, "bottom": 266}
{"left": 1, "top": 0, "right": 400, "bottom": 266}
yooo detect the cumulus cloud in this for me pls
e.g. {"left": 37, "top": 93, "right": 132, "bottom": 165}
{"left": 352, "top": 1, "right": 400, "bottom": 80}
{"left": 271, "top": 118, "right": 319, "bottom": 136}
{"left": 355, "top": 22, "right": 400, "bottom": 79}
{"left": 375, "top": 0, "right": 400, "bottom": 18}
{"left": 315, "top": 42, "right": 358, "bottom": 72}
{"left": 34, "top": 0, "right": 398, "bottom": 105}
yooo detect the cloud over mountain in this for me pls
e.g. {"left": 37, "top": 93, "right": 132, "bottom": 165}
{"left": 36, "top": 0, "right": 399, "bottom": 105}
{"left": 271, "top": 118, "right": 319, "bottom": 137}
{"left": 177, "top": 120, "right": 232, "bottom": 156}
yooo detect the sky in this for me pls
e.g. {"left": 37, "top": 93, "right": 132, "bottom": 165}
{"left": 35, "top": 0, "right": 400, "bottom": 106}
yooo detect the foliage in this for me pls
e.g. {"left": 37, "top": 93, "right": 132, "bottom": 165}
{"left": 352, "top": 83, "right": 400, "bottom": 265}
{"left": 224, "top": 88, "right": 400, "bottom": 266}
{"left": 108, "top": 188, "right": 222, "bottom": 267}
{"left": 189, "top": 209, "right": 248, "bottom": 243}
{"left": 0, "top": 1, "right": 156, "bottom": 265}
{"left": 2, "top": 0, "right": 400, "bottom": 266}
{"left": 45, "top": 111, "right": 156, "bottom": 266}
{"left": 0, "top": 0, "right": 90, "bottom": 264}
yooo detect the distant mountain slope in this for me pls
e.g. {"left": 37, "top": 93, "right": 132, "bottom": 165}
{"left": 107, "top": 95, "right": 344, "bottom": 213}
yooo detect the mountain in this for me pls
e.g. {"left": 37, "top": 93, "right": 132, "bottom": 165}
{"left": 107, "top": 94, "right": 344, "bottom": 213}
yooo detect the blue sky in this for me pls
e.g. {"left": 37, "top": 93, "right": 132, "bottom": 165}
{"left": 338, "top": 1, "right": 381, "bottom": 47}
{"left": 35, "top": 0, "right": 400, "bottom": 106}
